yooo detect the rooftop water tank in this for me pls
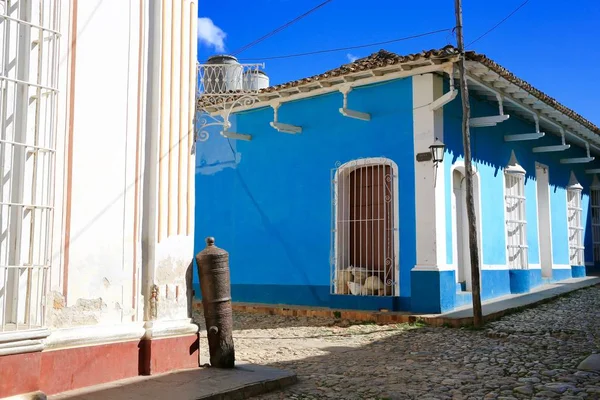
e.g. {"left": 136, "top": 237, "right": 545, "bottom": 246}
{"left": 243, "top": 70, "right": 270, "bottom": 91}
{"left": 203, "top": 54, "right": 243, "bottom": 94}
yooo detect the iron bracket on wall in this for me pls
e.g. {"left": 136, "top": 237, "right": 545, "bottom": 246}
{"left": 338, "top": 85, "right": 371, "bottom": 121}
{"left": 194, "top": 93, "right": 261, "bottom": 153}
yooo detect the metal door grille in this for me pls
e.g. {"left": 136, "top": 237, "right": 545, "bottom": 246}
{"left": 0, "top": 0, "right": 61, "bottom": 332}
{"left": 567, "top": 188, "right": 584, "bottom": 266}
{"left": 505, "top": 173, "right": 528, "bottom": 269}
{"left": 591, "top": 188, "right": 600, "bottom": 262}
{"left": 330, "top": 158, "right": 399, "bottom": 297}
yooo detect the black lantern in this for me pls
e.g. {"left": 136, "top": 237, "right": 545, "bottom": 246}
{"left": 429, "top": 138, "right": 445, "bottom": 164}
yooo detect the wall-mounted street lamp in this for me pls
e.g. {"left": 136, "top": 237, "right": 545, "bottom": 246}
{"left": 429, "top": 138, "right": 446, "bottom": 165}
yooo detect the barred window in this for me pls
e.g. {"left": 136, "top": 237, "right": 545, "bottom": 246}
{"left": 505, "top": 156, "right": 528, "bottom": 270}
{"left": 331, "top": 158, "right": 398, "bottom": 297}
{"left": 0, "top": 0, "right": 61, "bottom": 332}
{"left": 567, "top": 184, "right": 584, "bottom": 266}
{"left": 591, "top": 184, "right": 600, "bottom": 262}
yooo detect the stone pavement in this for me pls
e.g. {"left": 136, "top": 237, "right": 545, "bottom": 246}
{"left": 194, "top": 285, "right": 600, "bottom": 400}
{"left": 49, "top": 363, "right": 297, "bottom": 400}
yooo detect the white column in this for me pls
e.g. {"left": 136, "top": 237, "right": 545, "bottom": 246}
{"left": 412, "top": 73, "right": 447, "bottom": 271}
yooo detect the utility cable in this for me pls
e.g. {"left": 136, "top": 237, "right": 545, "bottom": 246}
{"left": 467, "top": 0, "right": 530, "bottom": 47}
{"left": 231, "top": 0, "right": 334, "bottom": 56}
{"left": 238, "top": 28, "right": 452, "bottom": 61}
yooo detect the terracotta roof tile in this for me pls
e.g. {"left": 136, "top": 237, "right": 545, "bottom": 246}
{"left": 259, "top": 46, "right": 460, "bottom": 93}
{"left": 197, "top": 45, "right": 599, "bottom": 135}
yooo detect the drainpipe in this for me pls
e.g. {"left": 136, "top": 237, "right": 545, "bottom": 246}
{"left": 429, "top": 65, "right": 458, "bottom": 111}
{"left": 141, "top": 0, "right": 161, "bottom": 322}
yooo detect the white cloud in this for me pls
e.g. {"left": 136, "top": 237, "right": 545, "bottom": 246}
{"left": 346, "top": 53, "right": 358, "bottom": 63}
{"left": 198, "top": 17, "right": 226, "bottom": 53}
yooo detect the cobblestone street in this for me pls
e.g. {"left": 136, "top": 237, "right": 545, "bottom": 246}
{"left": 194, "top": 286, "right": 600, "bottom": 400}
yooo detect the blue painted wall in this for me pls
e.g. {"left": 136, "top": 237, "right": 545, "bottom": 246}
{"left": 194, "top": 78, "right": 417, "bottom": 309}
{"left": 442, "top": 79, "right": 600, "bottom": 301}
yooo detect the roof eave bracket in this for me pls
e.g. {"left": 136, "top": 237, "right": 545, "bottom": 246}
{"left": 221, "top": 129, "right": 252, "bottom": 141}
{"left": 560, "top": 142, "right": 594, "bottom": 164}
{"left": 339, "top": 86, "right": 371, "bottom": 121}
{"left": 270, "top": 102, "right": 302, "bottom": 134}
{"left": 504, "top": 114, "right": 545, "bottom": 142}
{"left": 532, "top": 128, "right": 570, "bottom": 153}
{"left": 469, "top": 93, "right": 510, "bottom": 128}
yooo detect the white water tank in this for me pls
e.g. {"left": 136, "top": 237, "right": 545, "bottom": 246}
{"left": 203, "top": 54, "right": 243, "bottom": 94}
{"left": 243, "top": 70, "right": 270, "bottom": 91}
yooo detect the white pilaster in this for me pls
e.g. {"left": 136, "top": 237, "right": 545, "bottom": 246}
{"left": 412, "top": 74, "right": 447, "bottom": 271}
{"left": 141, "top": 0, "right": 198, "bottom": 332}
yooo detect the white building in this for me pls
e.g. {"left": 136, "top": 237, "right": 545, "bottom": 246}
{"left": 0, "top": 1, "right": 199, "bottom": 398}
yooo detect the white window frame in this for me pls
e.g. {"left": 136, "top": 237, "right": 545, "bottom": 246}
{"left": 567, "top": 175, "right": 584, "bottom": 266}
{"left": 330, "top": 157, "right": 399, "bottom": 297}
{"left": 450, "top": 161, "right": 483, "bottom": 291}
{"left": 590, "top": 177, "right": 600, "bottom": 263}
{"left": 504, "top": 153, "right": 528, "bottom": 270}
{"left": 0, "top": 0, "right": 61, "bottom": 332}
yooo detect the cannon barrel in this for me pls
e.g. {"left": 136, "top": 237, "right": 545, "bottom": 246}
{"left": 195, "top": 237, "right": 235, "bottom": 368}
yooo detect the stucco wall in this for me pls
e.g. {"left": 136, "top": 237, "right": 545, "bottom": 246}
{"left": 442, "top": 79, "right": 599, "bottom": 300}
{"left": 194, "top": 77, "right": 416, "bottom": 308}
{"left": 48, "top": 0, "right": 197, "bottom": 328}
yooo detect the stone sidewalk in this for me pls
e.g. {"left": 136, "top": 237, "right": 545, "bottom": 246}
{"left": 434, "top": 275, "right": 600, "bottom": 326}
{"left": 49, "top": 363, "right": 297, "bottom": 400}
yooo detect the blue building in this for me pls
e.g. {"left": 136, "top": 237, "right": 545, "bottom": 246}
{"left": 194, "top": 46, "right": 600, "bottom": 314}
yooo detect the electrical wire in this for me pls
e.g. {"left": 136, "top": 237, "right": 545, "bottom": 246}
{"left": 238, "top": 28, "right": 452, "bottom": 61}
{"left": 231, "top": 0, "right": 334, "bottom": 56}
{"left": 467, "top": 0, "right": 530, "bottom": 47}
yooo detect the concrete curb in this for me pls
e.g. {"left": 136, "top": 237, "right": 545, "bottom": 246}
{"left": 48, "top": 364, "right": 297, "bottom": 400}
{"left": 200, "top": 374, "right": 298, "bottom": 400}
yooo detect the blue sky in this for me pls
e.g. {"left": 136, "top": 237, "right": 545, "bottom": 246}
{"left": 198, "top": 0, "right": 600, "bottom": 125}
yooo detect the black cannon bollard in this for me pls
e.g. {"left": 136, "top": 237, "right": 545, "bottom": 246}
{"left": 195, "top": 237, "right": 235, "bottom": 368}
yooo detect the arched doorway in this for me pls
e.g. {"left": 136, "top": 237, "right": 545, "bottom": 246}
{"left": 451, "top": 164, "right": 482, "bottom": 291}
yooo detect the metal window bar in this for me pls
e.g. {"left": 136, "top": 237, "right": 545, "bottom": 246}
{"left": 331, "top": 158, "right": 398, "bottom": 297}
{"left": 567, "top": 189, "right": 584, "bottom": 266}
{"left": 505, "top": 173, "right": 528, "bottom": 269}
{"left": 591, "top": 189, "right": 600, "bottom": 262}
{"left": 0, "top": 0, "right": 60, "bottom": 333}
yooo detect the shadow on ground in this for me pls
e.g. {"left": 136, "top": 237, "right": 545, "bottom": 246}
{"left": 196, "top": 286, "right": 600, "bottom": 400}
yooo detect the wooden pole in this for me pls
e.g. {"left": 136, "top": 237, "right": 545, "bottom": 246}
{"left": 454, "top": 0, "right": 483, "bottom": 327}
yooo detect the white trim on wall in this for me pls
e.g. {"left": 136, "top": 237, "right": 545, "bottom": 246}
{"left": 552, "top": 264, "right": 572, "bottom": 270}
{"left": 535, "top": 162, "right": 554, "bottom": 278}
{"left": 412, "top": 265, "right": 455, "bottom": 272}
{"left": 412, "top": 73, "right": 447, "bottom": 270}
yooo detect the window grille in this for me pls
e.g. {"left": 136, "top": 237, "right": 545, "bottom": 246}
{"left": 0, "top": 0, "right": 61, "bottom": 332}
{"left": 591, "top": 187, "right": 600, "bottom": 262}
{"left": 505, "top": 172, "right": 528, "bottom": 269}
{"left": 567, "top": 188, "right": 584, "bottom": 266}
{"left": 330, "top": 158, "right": 399, "bottom": 297}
